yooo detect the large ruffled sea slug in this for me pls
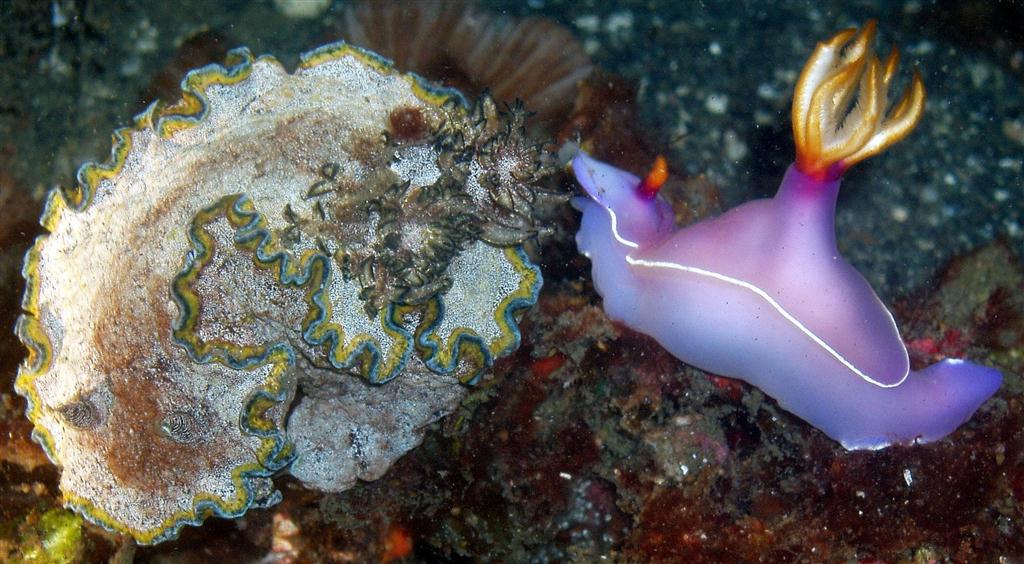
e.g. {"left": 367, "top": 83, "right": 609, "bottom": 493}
{"left": 573, "top": 21, "right": 1001, "bottom": 450}
{"left": 16, "top": 42, "right": 552, "bottom": 543}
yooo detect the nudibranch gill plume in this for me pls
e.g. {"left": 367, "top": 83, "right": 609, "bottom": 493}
{"left": 15, "top": 42, "right": 551, "bottom": 543}
{"left": 573, "top": 21, "right": 1001, "bottom": 450}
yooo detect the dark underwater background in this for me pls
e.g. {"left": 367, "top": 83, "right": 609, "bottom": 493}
{"left": 0, "top": 0, "right": 1022, "bottom": 561}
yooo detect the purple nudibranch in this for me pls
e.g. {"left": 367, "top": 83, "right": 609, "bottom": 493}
{"left": 572, "top": 22, "right": 1001, "bottom": 450}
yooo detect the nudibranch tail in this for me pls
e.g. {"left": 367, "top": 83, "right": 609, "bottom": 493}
{"left": 792, "top": 20, "right": 925, "bottom": 180}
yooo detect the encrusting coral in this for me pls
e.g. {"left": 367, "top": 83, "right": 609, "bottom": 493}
{"left": 15, "top": 42, "right": 552, "bottom": 543}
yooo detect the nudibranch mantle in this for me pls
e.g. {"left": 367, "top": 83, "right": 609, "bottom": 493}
{"left": 17, "top": 42, "right": 547, "bottom": 543}
{"left": 573, "top": 22, "right": 1001, "bottom": 450}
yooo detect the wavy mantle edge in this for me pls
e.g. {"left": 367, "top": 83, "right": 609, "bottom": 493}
{"left": 12, "top": 41, "right": 469, "bottom": 544}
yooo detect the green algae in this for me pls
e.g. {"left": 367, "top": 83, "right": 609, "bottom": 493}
{"left": 11, "top": 508, "right": 85, "bottom": 564}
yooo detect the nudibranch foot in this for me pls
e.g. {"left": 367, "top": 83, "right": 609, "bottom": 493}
{"left": 573, "top": 23, "right": 998, "bottom": 450}
{"left": 824, "top": 359, "right": 1003, "bottom": 450}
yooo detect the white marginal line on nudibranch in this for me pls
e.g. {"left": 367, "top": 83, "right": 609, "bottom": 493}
{"left": 602, "top": 205, "right": 910, "bottom": 389}
{"left": 608, "top": 207, "right": 640, "bottom": 249}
